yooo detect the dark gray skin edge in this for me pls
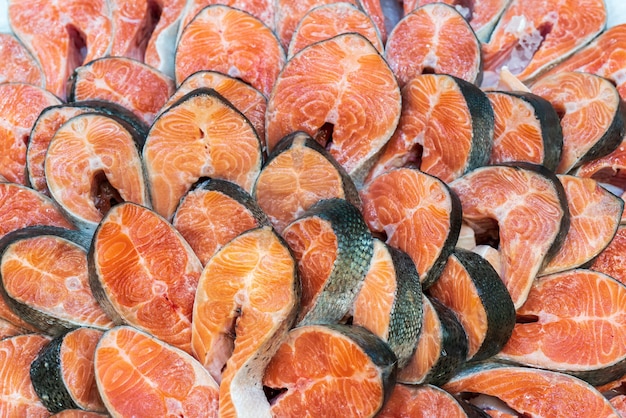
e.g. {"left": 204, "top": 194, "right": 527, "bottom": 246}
{"left": 497, "top": 91, "right": 564, "bottom": 172}
{"left": 0, "top": 226, "right": 93, "bottom": 335}
{"left": 263, "top": 130, "right": 362, "bottom": 209}
{"left": 295, "top": 198, "right": 374, "bottom": 327}
{"left": 421, "top": 296, "right": 469, "bottom": 387}
{"left": 175, "top": 177, "right": 271, "bottom": 228}
{"left": 444, "top": 248, "right": 516, "bottom": 362}
{"left": 30, "top": 331, "right": 80, "bottom": 413}
{"left": 454, "top": 75, "right": 495, "bottom": 174}
{"left": 384, "top": 243, "right": 423, "bottom": 369}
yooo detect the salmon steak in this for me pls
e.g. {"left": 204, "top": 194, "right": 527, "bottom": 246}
{"left": 174, "top": 4, "right": 285, "bottom": 98}
{"left": 160, "top": 70, "right": 267, "bottom": 154}
{"left": 444, "top": 362, "right": 620, "bottom": 417}
{"left": 68, "top": 56, "right": 175, "bottom": 126}
{"left": 0, "top": 334, "right": 52, "bottom": 417}
{"left": 366, "top": 73, "right": 494, "bottom": 184}
{"left": 481, "top": 0, "right": 606, "bottom": 86}
{"left": 172, "top": 177, "right": 269, "bottom": 266}
{"left": 94, "top": 325, "right": 219, "bottom": 417}
{"left": 360, "top": 167, "right": 463, "bottom": 287}
{"left": 530, "top": 71, "right": 625, "bottom": 174}
{"left": 263, "top": 324, "right": 397, "bottom": 418}
{"left": 402, "top": 0, "right": 511, "bottom": 42}
{"left": 109, "top": 0, "right": 161, "bottom": 61}
{"left": 274, "top": 0, "right": 359, "bottom": 50}
{"left": 496, "top": 269, "right": 626, "bottom": 386}
{"left": 427, "top": 248, "right": 516, "bottom": 361}
{"left": 287, "top": 2, "right": 384, "bottom": 58}
{"left": 385, "top": 3, "right": 483, "bottom": 86}
{"left": 265, "top": 32, "right": 401, "bottom": 186}
{"left": 27, "top": 100, "right": 149, "bottom": 197}
{"left": 486, "top": 90, "right": 563, "bottom": 171}
{"left": 143, "top": 0, "right": 187, "bottom": 77}
{"left": 540, "top": 175, "right": 623, "bottom": 275}
{"left": 0, "top": 226, "right": 113, "bottom": 335}
{"left": 191, "top": 225, "right": 299, "bottom": 417}
{"left": 144, "top": 87, "right": 263, "bottom": 220}
{"left": 89, "top": 202, "right": 203, "bottom": 354}
{"left": 280, "top": 198, "right": 373, "bottom": 326}
{"left": 0, "top": 33, "right": 44, "bottom": 86}
{"left": 377, "top": 383, "right": 475, "bottom": 418}
{"left": 351, "top": 239, "right": 423, "bottom": 368}
{"left": 450, "top": 163, "right": 570, "bottom": 308}
{"left": 8, "top": 0, "right": 112, "bottom": 98}
{"left": 253, "top": 131, "right": 361, "bottom": 233}
{"left": 536, "top": 23, "right": 626, "bottom": 102}
{"left": 397, "top": 295, "right": 468, "bottom": 386}
{"left": 44, "top": 112, "right": 151, "bottom": 234}
{"left": 0, "top": 82, "right": 61, "bottom": 185}
{"left": 30, "top": 327, "right": 105, "bottom": 413}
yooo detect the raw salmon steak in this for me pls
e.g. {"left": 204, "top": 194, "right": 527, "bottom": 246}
{"left": 9, "top": 0, "right": 112, "bottom": 98}
{"left": 351, "top": 239, "right": 423, "bottom": 368}
{"left": 0, "top": 334, "right": 52, "bottom": 417}
{"left": 144, "top": 88, "right": 262, "bottom": 220}
{"left": 160, "top": 70, "right": 267, "bottom": 153}
{"left": 403, "top": 0, "right": 511, "bottom": 42}
{"left": 360, "top": 167, "right": 463, "bottom": 287}
{"left": 486, "top": 90, "right": 563, "bottom": 171}
{"left": 0, "top": 183, "right": 74, "bottom": 241}
{"left": 378, "top": 383, "right": 474, "bottom": 418}
{"left": 191, "top": 225, "right": 299, "bottom": 417}
{"left": 397, "top": 295, "right": 468, "bottom": 386}
{"left": 427, "top": 248, "right": 515, "bottom": 361}
{"left": 288, "top": 2, "right": 384, "bottom": 57}
{"left": 172, "top": 177, "right": 269, "bottom": 265}
{"left": 109, "top": 0, "right": 161, "bottom": 60}
{"left": 530, "top": 71, "right": 624, "bottom": 174}
{"left": 27, "top": 100, "right": 149, "bottom": 197}
{"left": 385, "top": 3, "right": 483, "bottom": 86}
{"left": 30, "top": 327, "right": 105, "bottom": 413}
{"left": 174, "top": 4, "right": 285, "bottom": 98}
{"left": 536, "top": 24, "right": 626, "bottom": 101}
{"left": 143, "top": 0, "right": 186, "bottom": 77}
{"left": 591, "top": 225, "right": 626, "bottom": 286}
{"left": 263, "top": 324, "right": 397, "bottom": 418}
{"left": 497, "top": 269, "right": 626, "bottom": 386}
{"left": 45, "top": 113, "right": 151, "bottom": 234}
{"left": 90, "top": 202, "right": 203, "bottom": 354}
{"left": 366, "top": 74, "right": 494, "bottom": 184}
{"left": 95, "top": 325, "right": 219, "bottom": 417}
{"left": 253, "top": 131, "right": 361, "bottom": 233}
{"left": 68, "top": 56, "right": 175, "bottom": 125}
{"left": 450, "top": 163, "right": 569, "bottom": 308}
{"left": 274, "top": 0, "right": 359, "bottom": 50}
{"left": 540, "top": 175, "right": 623, "bottom": 275}
{"left": 0, "top": 33, "right": 44, "bottom": 86}
{"left": 443, "top": 363, "right": 620, "bottom": 418}
{"left": 265, "top": 32, "right": 401, "bottom": 186}
{"left": 0, "top": 226, "right": 113, "bottom": 335}
{"left": 177, "top": 0, "right": 275, "bottom": 34}
{"left": 481, "top": 0, "right": 607, "bottom": 85}
{"left": 281, "top": 198, "right": 373, "bottom": 326}
{"left": 0, "top": 83, "right": 61, "bottom": 185}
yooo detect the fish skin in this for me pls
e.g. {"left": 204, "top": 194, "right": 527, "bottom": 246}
{"left": 293, "top": 198, "right": 374, "bottom": 327}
